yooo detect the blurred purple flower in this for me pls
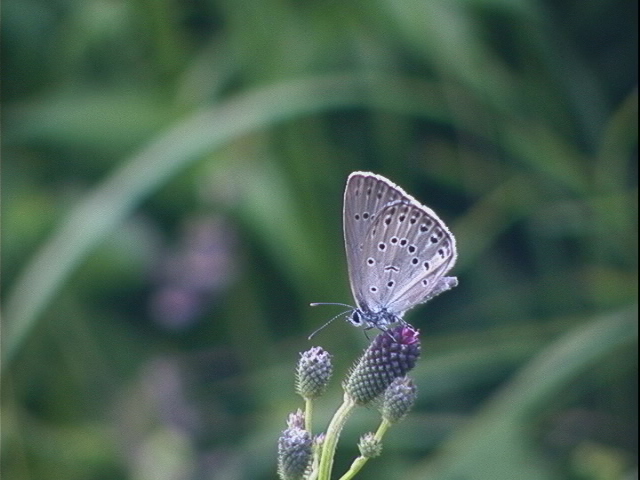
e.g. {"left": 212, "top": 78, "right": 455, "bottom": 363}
{"left": 149, "top": 216, "right": 238, "bottom": 329}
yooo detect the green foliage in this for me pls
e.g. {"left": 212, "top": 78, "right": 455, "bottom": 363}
{"left": 2, "top": 0, "right": 636, "bottom": 479}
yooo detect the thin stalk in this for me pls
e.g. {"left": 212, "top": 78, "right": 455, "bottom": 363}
{"left": 305, "top": 397, "right": 313, "bottom": 433}
{"left": 317, "top": 394, "right": 356, "bottom": 480}
{"left": 337, "top": 419, "right": 392, "bottom": 480}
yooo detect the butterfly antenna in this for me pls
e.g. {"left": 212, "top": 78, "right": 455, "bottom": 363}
{"left": 308, "top": 304, "right": 353, "bottom": 340}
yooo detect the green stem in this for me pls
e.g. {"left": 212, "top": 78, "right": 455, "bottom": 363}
{"left": 308, "top": 441, "right": 321, "bottom": 480}
{"left": 374, "top": 419, "right": 391, "bottom": 441}
{"left": 317, "top": 394, "right": 356, "bottom": 480}
{"left": 337, "top": 419, "right": 392, "bottom": 480}
{"left": 305, "top": 397, "right": 314, "bottom": 433}
{"left": 337, "top": 456, "right": 367, "bottom": 480}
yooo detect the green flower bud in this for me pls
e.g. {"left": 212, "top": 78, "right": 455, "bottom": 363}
{"left": 358, "top": 432, "right": 382, "bottom": 458}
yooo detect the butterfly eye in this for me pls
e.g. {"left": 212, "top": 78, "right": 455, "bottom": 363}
{"left": 350, "top": 311, "right": 362, "bottom": 325}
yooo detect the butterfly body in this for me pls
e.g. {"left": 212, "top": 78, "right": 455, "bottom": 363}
{"left": 347, "top": 305, "right": 401, "bottom": 329}
{"left": 343, "top": 172, "right": 458, "bottom": 330}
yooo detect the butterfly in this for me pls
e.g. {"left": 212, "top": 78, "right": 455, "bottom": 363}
{"left": 311, "top": 172, "right": 458, "bottom": 335}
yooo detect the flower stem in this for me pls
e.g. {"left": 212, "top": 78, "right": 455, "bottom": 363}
{"left": 337, "top": 419, "right": 392, "bottom": 480}
{"left": 305, "top": 397, "right": 313, "bottom": 433}
{"left": 317, "top": 394, "right": 356, "bottom": 480}
{"left": 337, "top": 456, "right": 367, "bottom": 480}
{"left": 374, "top": 418, "right": 391, "bottom": 441}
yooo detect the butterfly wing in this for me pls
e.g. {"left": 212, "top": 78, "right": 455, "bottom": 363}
{"left": 343, "top": 171, "right": 457, "bottom": 316}
{"left": 343, "top": 172, "right": 406, "bottom": 310}
{"left": 365, "top": 201, "right": 457, "bottom": 315}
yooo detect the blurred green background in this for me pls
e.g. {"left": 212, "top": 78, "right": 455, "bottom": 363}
{"left": 2, "top": 1, "right": 637, "bottom": 479}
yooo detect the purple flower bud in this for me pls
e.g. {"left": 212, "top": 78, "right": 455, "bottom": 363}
{"left": 277, "top": 411, "right": 312, "bottom": 480}
{"left": 296, "top": 347, "right": 333, "bottom": 399}
{"left": 286, "top": 409, "right": 306, "bottom": 430}
{"left": 381, "top": 376, "right": 418, "bottom": 423}
{"left": 344, "top": 325, "right": 421, "bottom": 405}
